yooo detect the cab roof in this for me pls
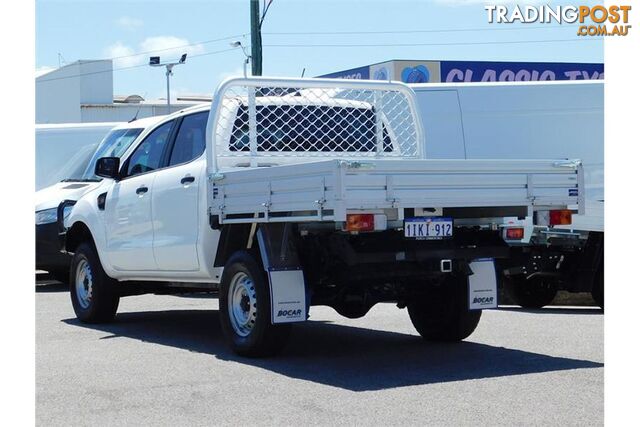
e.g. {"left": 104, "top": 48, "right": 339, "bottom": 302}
{"left": 111, "top": 115, "right": 168, "bottom": 131}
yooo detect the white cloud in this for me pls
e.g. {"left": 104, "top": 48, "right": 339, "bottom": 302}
{"left": 115, "top": 16, "right": 144, "bottom": 31}
{"left": 104, "top": 41, "right": 138, "bottom": 67}
{"left": 139, "top": 36, "right": 205, "bottom": 59}
{"left": 104, "top": 36, "right": 205, "bottom": 68}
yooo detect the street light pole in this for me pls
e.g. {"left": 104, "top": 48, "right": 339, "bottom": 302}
{"left": 165, "top": 65, "right": 173, "bottom": 112}
{"left": 230, "top": 41, "right": 251, "bottom": 77}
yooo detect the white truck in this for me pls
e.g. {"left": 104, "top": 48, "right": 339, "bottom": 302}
{"left": 61, "top": 77, "right": 584, "bottom": 356}
{"left": 411, "top": 81, "right": 603, "bottom": 308}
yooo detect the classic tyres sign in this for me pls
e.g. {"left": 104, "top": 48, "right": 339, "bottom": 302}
{"left": 321, "top": 60, "right": 603, "bottom": 83}
{"left": 441, "top": 61, "right": 603, "bottom": 82}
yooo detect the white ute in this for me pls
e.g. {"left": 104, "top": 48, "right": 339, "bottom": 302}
{"left": 62, "top": 77, "right": 584, "bottom": 356}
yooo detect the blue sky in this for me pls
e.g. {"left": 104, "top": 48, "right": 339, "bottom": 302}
{"left": 36, "top": 0, "right": 603, "bottom": 99}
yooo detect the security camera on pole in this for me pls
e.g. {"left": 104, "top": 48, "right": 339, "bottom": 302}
{"left": 149, "top": 53, "right": 187, "bottom": 114}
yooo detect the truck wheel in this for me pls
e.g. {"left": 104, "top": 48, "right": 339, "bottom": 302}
{"left": 504, "top": 276, "right": 557, "bottom": 309}
{"left": 407, "top": 276, "right": 481, "bottom": 342}
{"left": 591, "top": 267, "right": 604, "bottom": 310}
{"left": 219, "top": 251, "right": 291, "bottom": 357}
{"left": 69, "top": 243, "right": 120, "bottom": 323}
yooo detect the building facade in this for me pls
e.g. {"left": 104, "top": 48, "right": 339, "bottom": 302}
{"left": 36, "top": 60, "right": 205, "bottom": 124}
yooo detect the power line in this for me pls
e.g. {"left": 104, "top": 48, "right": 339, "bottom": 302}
{"left": 42, "top": 25, "right": 587, "bottom": 73}
{"left": 37, "top": 62, "right": 148, "bottom": 83}
{"left": 265, "top": 38, "right": 602, "bottom": 48}
{"left": 37, "top": 36, "right": 600, "bottom": 83}
{"left": 188, "top": 47, "right": 239, "bottom": 60}
{"left": 106, "top": 33, "right": 248, "bottom": 61}
{"left": 36, "top": 47, "right": 238, "bottom": 83}
{"left": 259, "top": 0, "right": 275, "bottom": 28}
{"left": 263, "top": 25, "right": 582, "bottom": 36}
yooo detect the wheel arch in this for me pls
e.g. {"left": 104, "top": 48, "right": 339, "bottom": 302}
{"left": 213, "top": 224, "right": 255, "bottom": 268}
{"left": 65, "top": 221, "right": 96, "bottom": 254}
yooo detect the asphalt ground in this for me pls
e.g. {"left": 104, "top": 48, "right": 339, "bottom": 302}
{"left": 36, "top": 281, "right": 603, "bottom": 426}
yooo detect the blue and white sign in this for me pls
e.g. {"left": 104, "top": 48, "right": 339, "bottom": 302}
{"left": 441, "top": 61, "right": 604, "bottom": 82}
{"left": 401, "top": 65, "right": 431, "bottom": 83}
{"left": 321, "top": 60, "right": 604, "bottom": 83}
{"left": 373, "top": 67, "right": 390, "bottom": 80}
{"left": 320, "top": 65, "right": 370, "bottom": 80}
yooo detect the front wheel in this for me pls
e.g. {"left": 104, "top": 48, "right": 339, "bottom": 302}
{"left": 219, "top": 251, "right": 291, "bottom": 357}
{"left": 407, "top": 276, "right": 481, "bottom": 342}
{"left": 69, "top": 243, "right": 120, "bottom": 323}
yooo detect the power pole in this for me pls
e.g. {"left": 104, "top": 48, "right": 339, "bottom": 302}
{"left": 250, "top": 0, "right": 262, "bottom": 76}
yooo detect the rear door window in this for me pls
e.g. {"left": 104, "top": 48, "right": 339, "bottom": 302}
{"left": 168, "top": 111, "right": 208, "bottom": 166}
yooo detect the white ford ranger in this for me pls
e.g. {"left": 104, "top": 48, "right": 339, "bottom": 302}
{"left": 61, "top": 77, "right": 584, "bottom": 356}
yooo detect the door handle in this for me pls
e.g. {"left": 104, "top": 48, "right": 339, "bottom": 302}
{"left": 181, "top": 176, "right": 195, "bottom": 185}
{"left": 136, "top": 186, "right": 148, "bottom": 195}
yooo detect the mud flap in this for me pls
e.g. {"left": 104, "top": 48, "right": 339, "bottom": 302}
{"left": 267, "top": 269, "right": 306, "bottom": 324}
{"left": 256, "top": 224, "right": 307, "bottom": 324}
{"left": 468, "top": 258, "right": 498, "bottom": 310}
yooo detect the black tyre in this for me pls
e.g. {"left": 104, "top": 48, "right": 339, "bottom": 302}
{"left": 69, "top": 243, "right": 120, "bottom": 323}
{"left": 219, "top": 251, "right": 291, "bottom": 357}
{"left": 407, "top": 276, "right": 481, "bottom": 342}
{"left": 504, "top": 276, "right": 557, "bottom": 309}
{"left": 591, "top": 266, "right": 604, "bottom": 310}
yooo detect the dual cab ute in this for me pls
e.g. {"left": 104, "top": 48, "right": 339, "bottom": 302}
{"left": 61, "top": 77, "right": 584, "bottom": 356}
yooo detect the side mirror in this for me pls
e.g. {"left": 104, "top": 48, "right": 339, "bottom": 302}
{"left": 95, "top": 157, "right": 120, "bottom": 179}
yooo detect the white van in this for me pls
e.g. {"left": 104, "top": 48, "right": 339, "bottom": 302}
{"left": 35, "top": 122, "right": 123, "bottom": 191}
{"left": 411, "top": 80, "right": 604, "bottom": 308}
{"left": 36, "top": 116, "right": 166, "bottom": 281}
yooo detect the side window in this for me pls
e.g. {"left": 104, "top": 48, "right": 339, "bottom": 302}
{"left": 126, "top": 120, "right": 174, "bottom": 177}
{"left": 168, "top": 111, "right": 208, "bottom": 166}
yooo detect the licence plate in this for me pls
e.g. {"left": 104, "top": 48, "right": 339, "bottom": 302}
{"left": 404, "top": 217, "right": 453, "bottom": 239}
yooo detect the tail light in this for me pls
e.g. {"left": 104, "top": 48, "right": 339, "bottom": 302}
{"left": 535, "top": 209, "right": 573, "bottom": 226}
{"left": 346, "top": 214, "right": 374, "bottom": 232}
{"left": 549, "top": 209, "right": 572, "bottom": 225}
{"left": 505, "top": 227, "right": 524, "bottom": 240}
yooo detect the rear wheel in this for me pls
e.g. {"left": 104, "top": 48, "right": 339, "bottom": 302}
{"left": 504, "top": 276, "right": 557, "bottom": 309}
{"left": 69, "top": 243, "right": 120, "bottom": 323}
{"left": 407, "top": 276, "right": 481, "bottom": 342}
{"left": 219, "top": 251, "right": 291, "bottom": 357}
